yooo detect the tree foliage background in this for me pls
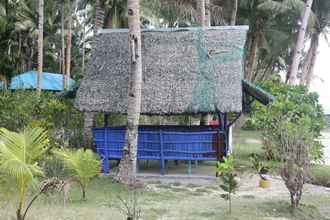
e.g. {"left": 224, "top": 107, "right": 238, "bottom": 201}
{"left": 0, "top": 0, "right": 329, "bottom": 87}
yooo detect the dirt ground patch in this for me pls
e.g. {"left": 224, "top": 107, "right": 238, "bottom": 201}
{"left": 141, "top": 173, "right": 330, "bottom": 200}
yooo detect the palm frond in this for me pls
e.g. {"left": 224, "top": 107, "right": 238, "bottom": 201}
{"left": 54, "top": 148, "right": 100, "bottom": 187}
{"left": 0, "top": 127, "right": 48, "bottom": 192}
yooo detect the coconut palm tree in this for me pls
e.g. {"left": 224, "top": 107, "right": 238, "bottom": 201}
{"left": 37, "top": 0, "right": 44, "bottom": 94}
{"left": 230, "top": 0, "right": 238, "bottom": 25}
{"left": 0, "top": 127, "right": 48, "bottom": 220}
{"left": 117, "top": 0, "right": 143, "bottom": 184}
{"left": 197, "top": 0, "right": 206, "bottom": 25}
{"left": 239, "top": 0, "right": 312, "bottom": 81}
{"left": 95, "top": 0, "right": 105, "bottom": 30}
{"left": 300, "top": 0, "right": 330, "bottom": 87}
{"left": 287, "top": 0, "right": 314, "bottom": 85}
{"left": 54, "top": 148, "right": 101, "bottom": 200}
{"left": 64, "top": 0, "right": 73, "bottom": 90}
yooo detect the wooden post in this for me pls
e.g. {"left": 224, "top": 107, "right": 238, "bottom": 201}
{"left": 160, "top": 130, "right": 165, "bottom": 175}
{"left": 104, "top": 113, "right": 109, "bottom": 127}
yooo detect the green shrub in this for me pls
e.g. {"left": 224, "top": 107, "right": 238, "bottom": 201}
{"left": 250, "top": 75, "right": 326, "bottom": 162}
{"left": 0, "top": 90, "right": 83, "bottom": 147}
{"left": 217, "top": 156, "right": 238, "bottom": 214}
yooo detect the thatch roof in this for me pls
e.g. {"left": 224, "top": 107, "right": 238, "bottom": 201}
{"left": 75, "top": 26, "right": 249, "bottom": 115}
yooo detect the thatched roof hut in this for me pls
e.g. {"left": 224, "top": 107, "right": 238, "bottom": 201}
{"left": 75, "top": 26, "right": 251, "bottom": 115}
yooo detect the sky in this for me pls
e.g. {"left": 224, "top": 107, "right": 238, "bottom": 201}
{"left": 310, "top": 35, "right": 330, "bottom": 114}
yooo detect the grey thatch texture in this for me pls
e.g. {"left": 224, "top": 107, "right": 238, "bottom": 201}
{"left": 75, "top": 26, "right": 248, "bottom": 115}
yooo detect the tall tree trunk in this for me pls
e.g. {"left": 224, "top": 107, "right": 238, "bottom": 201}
{"left": 300, "top": 31, "right": 320, "bottom": 87}
{"left": 82, "top": 0, "right": 105, "bottom": 149}
{"left": 245, "top": 17, "right": 261, "bottom": 81}
{"left": 230, "top": 0, "right": 238, "bottom": 25}
{"left": 196, "top": 0, "right": 205, "bottom": 26}
{"left": 287, "top": 0, "right": 314, "bottom": 85}
{"left": 59, "top": 51, "right": 62, "bottom": 73}
{"left": 117, "top": 0, "right": 143, "bottom": 185}
{"left": 197, "top": 0, "right": 211, "bottom": 125}
{"left": 61, "top": 3, "right": 66, "bottom": 89}
{"left": 95, "top": 0, "right": 105, "bottom": 32}
{"left": 205, "top": 0, "right": 211, "bottom": 26}
{"left": 28, "top": 46, "right": 33, "bottom": 70}
{"left": 64, "top": 0, "right": 72, "bottom": 90}
{"left": 37, "top": 0, "right": 44, "bottom": 94}
{"left": 82, "top": 8, "right": 87, "bottom": 75}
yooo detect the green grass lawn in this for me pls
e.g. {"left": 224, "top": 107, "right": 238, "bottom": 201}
{"left": 1, "top": 176, "right": 329, "bottom": 220}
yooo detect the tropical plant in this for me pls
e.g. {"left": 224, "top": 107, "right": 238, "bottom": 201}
{"left": 54, "top": 148, "right": 101, "bottom": 200}
{"left": 0, "top": 127, "right": 49, "bottom": 220}
{"left": 112, "top": 191, "right": 142, "bottom": 220}
{"left": 217, "top": 155, "right": 238, "bottom": 214}
{"left": 249, "top": 153, "right": 263, "bottom": 174}
{"left": 249, "top": 153, "right": 269, "bottom": 181}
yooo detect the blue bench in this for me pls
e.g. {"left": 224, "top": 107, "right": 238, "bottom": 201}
{"left": 93, "top": 126, "right": 227, "bottom": 175}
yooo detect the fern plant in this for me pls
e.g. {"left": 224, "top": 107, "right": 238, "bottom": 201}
{"left": 0, "top": 127, "right": 48, "bottom": 220}
{"left": 54, "top": 148, "right": 101, "bottom": 200}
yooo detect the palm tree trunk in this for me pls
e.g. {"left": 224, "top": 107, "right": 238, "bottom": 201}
{"left": 64, "top": 0, "right": 72, "bottom": 90}
{"left": 300, "top": 31, "right": 320, "bottom": 87}
{"left": 37, "top": 0, "right": 44, "bottom": 94}
{"left": 287, "top": 0, "right": 314, "bottom": 85}
{"left": 117, "top": 0, "right": 143, "bottom": 185}
{"left": 95, "top": 0, "right": 105, "bottom": 32}
{"left": 196, "top": 0, "right": 206, "bottom": 26}
{"left": 61, "top": 3, "right": 66, "bottom": 89}
{"left": 197, "top": 0, "right": 211, "bottom": 125}
{"left": 205, "top": 0, "right": 211, "bottom": 26}
{"left": 230, "top": 0, "right": 238, "bottom": 25}
{"left": 245, "top": 23, "right": 261, "bottom": 81}
{"left": 82, "top": 8, "right": 87, "bottom": 75}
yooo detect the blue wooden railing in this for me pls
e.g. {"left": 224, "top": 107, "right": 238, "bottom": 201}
{"left": 93, "top": 126, "right": 227, "bottom": 175}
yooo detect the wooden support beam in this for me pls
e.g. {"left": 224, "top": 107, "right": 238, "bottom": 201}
{"left": 104, "top": 113, "right": 109, "bottom": 127}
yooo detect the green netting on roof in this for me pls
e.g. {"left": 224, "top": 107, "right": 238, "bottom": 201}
{"left": 188, "top": 28, "right": 245, "bottom": 112}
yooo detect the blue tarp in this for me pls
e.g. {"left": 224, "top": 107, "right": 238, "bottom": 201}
{"left": 10, "top": 71, "right": 76, "bottom": 91}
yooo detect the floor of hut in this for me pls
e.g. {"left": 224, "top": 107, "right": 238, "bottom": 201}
{"left": 108, "top": 160, "right": 217, "bottom": 177}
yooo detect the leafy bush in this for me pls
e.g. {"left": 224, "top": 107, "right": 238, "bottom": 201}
{"left": 54, "top": 148, "right": 101, "bottom": 200}
{"left": 249, "top": 75, "right": 326, "bottom": 162}
{"left": 268, "top": 119, "right": 314, "bottom": 209}
{"left": 0, "top": 90, "right": 83, "bottom": 147}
